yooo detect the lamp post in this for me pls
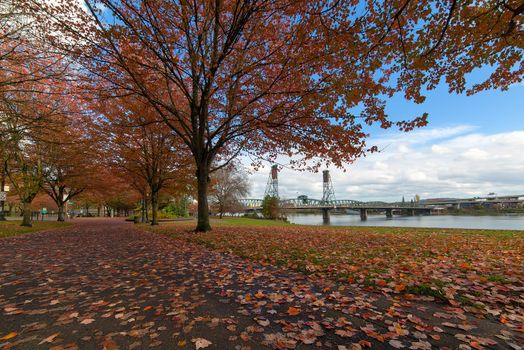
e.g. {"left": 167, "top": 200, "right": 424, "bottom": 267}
{"left": 0, "top": 167, "right": 7, "bottom": 221}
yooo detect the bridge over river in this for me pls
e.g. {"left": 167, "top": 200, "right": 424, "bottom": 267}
{"left": 239, "top": 166, "right": 432, "bottom": 223}
{"left": 240, "top": 197, "right": 431, "bottom": 222}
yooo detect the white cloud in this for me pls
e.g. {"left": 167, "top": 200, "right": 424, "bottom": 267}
{"left": 375, "top": 125, "right": 476, "bottom": 147}
{"left": 243, "top": 127, "right": 524, "bottom": 202}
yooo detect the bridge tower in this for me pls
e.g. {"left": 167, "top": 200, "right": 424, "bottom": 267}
{"left": 264, "top": 164, "right": 279, "bottom": 198}
{"left": 321, "top": 170, "right": 336, "bottom": 204}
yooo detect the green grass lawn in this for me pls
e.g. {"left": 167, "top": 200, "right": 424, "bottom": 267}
{"left": 212, "top": 217, "right": 293, "bottom": 227}
{"left": 0, "top": 220, "right": 73, "bottom": 238}
{"left": 205, "top": 216, "right": 522, "bottom": 236}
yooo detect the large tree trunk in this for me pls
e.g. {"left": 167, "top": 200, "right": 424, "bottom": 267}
{"left": 196, "top": 164, "right": 211, "bottom": 232}
{"left": 151, "top": 190, "right": 159, "bottom": 226}
{"left": 57, "top": 203, "right": 65, "bottom": 222}
{"left": 140, "top": 197, "right": 145, "bottom": 223}
{"left": 21, "top": 201, "right": 32, "bottom": 227}
{"left": 144, "top": 197, "right": 150, "bottom": 223}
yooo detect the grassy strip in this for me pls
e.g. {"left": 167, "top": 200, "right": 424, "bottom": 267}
{"left": 0, "top": 220, "right": 73, "bottom": 238}
{"left": 212, "top": 217, "right": 293, "bottom": 227}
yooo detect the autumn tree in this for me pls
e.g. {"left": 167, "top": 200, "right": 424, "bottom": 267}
{"left": 2, "top": 111, "right": 44, "bottom": 226}
{"left": 74, "top": 166, "right": 138, "bottom": 218}
{"left": 41, "top": 131, "right": 93, "bottom": 221}
{"left": 0, "top": 92, "right": 51, "bottom": 227}
{"left": 24, "top": 0, "right": 524, "bottom": 231}
{"left": 261, "top": 196, "right": 280, "bottom": 220}
{"left": 0, "top": 53, "right": 76, "bottom": 225}
{"left": 94, "top": 97, "right": 193, "bottom": 225}
{"left": 1, "top": 0, "right": 77, "bottom": 224}
{"left": 210, "top": 164, "right": 250, "bottom": 218}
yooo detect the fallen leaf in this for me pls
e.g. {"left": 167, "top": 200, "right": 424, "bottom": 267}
{"left": 394, "top": 283, "right": 406, "bottom": 293}
{"left": 359, "top": 340, "right": 372, "bottom": 348}
{"left": 335, "top": 329, "right": 356, "bottom": 338}
{"left": 389, "top": 340, "right": 405, "bottom": 348}
{"left": 256, "top": 318, "right": 270, "bottom": 327}
{"left": 287, "top": 307, "right": 301, "bottom": 316}
{"left": 470, "top": 341, "right": 484, "bottom": 350}
{"left": 39, "top": 333, "right": 60, "bottom": 345}
{"left": 192, "top": 338, "right": 212, "bottom": 349}
{"left": 1, "top": 332, "right": 17, "bottom": 340}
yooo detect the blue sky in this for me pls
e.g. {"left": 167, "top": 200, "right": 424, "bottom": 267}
{"left": 382, "top": 82, "right": 524, "bottom": 136}
{"left": 246, "top": 79, "right": 524, "bottom": 202}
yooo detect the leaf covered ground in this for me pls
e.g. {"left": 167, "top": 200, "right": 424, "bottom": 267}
{"left": 149, "top": 220, "right": 524, "bottom": 343}
{"left": 0, "top": 219, "right": 522, "bottom": 350}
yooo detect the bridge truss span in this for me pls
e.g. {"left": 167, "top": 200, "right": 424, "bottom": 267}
{"left": 239, "top": 198, "right": 369, "bottom": 209}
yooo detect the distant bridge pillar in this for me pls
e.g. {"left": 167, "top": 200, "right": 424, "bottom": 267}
{"left": 264, "top": 165, "right": 279, "bottom": 198}
{"left": 360, "top": 208, "right": 368, "bottom": 221}
{"left": 322, "top": 208, "right": 330, "bottom": 225}
{"left": 386, "top": 208, "right": 393, "bottom": 218}
{"left": 321, "top": 170, "right": 336, "bottom": 204}
{"left": 406, "top": 208, "right": 415, "bottom": 216}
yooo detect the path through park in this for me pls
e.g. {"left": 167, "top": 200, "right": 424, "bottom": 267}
{"left": 0, "top": 219, "right": 520, "bottom": 349}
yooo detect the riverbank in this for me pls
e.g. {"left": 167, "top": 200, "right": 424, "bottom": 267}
{"left": 448, "top": 208, "right": 524, "bottom": 216}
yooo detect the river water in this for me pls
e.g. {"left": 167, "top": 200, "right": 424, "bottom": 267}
{"left": 286, "top": 213, "right": 524, "bottom": 230}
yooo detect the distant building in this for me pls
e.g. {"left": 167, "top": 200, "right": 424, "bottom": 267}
{"left": 421, "top": 195, "right": 524, "bottom": 209}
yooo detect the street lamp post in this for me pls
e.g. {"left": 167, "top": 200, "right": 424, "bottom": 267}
{"left": 0, "top": 166, "right": 6, "bottom": 221}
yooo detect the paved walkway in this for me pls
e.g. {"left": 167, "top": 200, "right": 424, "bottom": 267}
{"left": 0, "top": 219, "right": 520, "bottom": 349}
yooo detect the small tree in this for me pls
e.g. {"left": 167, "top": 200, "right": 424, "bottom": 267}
{"left": 6, "top": 144, "right": 44, "bottom": 227}
{"left": 262, "top": 196, "right": 280, "bottom": 220}
{"left": 1, "top": 96, "right": 45, "bottom": 227}
{"left": 210, "top": 165, "right": 250, "bottom": 218}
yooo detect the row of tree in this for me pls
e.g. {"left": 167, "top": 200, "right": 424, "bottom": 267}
{"left": 1, "top": 0, "right": 522, "bottom": 230}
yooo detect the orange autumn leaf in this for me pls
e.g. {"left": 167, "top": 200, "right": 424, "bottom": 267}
{"left": 1, "top": 332, "right": 17, "bottom": 340}
{"left": 287, "top": 307, "right": 301, "bottom": 316}
{"left": 143, "top": 306, "right": 153, "bottom": 311}
{"left": 394, "top": 283, "right": 406, "bottom": 293}
{"left": 254, "top": 291, "right": 266, "bottom": 299}
{"left": 359, "top": 340, "right": 372, "bottom": 348}
{"left": 376, "top": 279, "right": 387, "bottom": 287}
{"left": 459, "top": 262, "right": 472, "bottom": 270}
{"left": 470, "top": 341, "right": 484, "bottom": 350}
